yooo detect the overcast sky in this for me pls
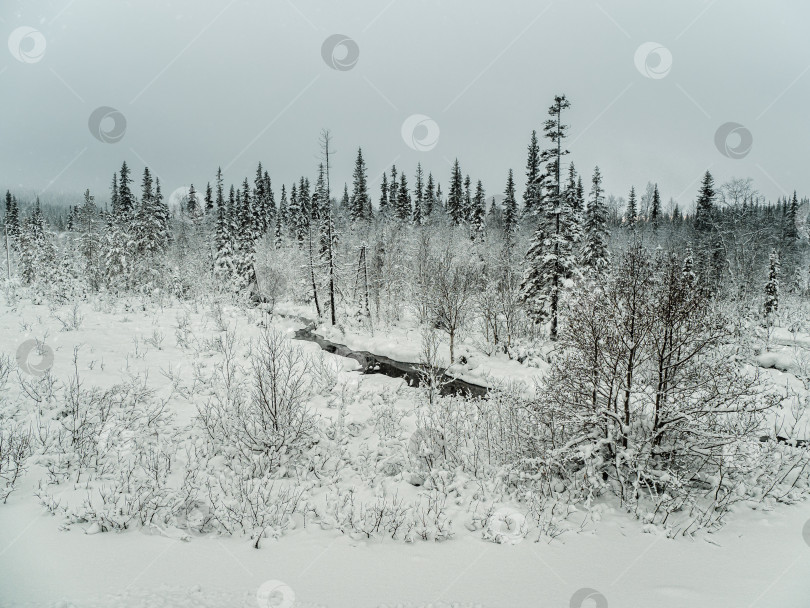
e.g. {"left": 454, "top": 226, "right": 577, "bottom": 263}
{"left": 2, "top": 0, "right": 808, "bottom": 211}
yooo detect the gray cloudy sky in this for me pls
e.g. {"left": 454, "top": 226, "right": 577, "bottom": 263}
{"left": 2, "top": 0, "right": 808, "bottom": 211}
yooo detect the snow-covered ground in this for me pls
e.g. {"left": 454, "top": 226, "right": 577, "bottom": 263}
{"left": 1, "top": 296, "right": 809, "bottom": 607}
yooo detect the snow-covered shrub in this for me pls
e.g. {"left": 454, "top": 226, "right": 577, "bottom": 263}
{"left": 409, "top": 382, "right": 532, "bottom": 479}
{"left": 205, "top": 473, "right": 307, "bottom": 547}
{"left": 319, "top": 485, "right": 452, "bottom": 542}
{"left": 0, "top": 419, "right": 32, "bottom": 503}
{"left": 522, "top": 245, "right": 794, "bottom": 533}
{"left": 197, "top": 328, "right": 318, "bottom": 474}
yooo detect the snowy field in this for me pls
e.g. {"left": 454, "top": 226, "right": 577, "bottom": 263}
{"left": 1, "top": 296, "right": 809, "bottom": 607}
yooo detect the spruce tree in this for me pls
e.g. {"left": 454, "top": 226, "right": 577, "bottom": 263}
{"left": 523, "top": 130, "right": 542, "bottom": 217}
{"left": 502, "top": 169, "right": 518, "bottom": 246}
{"left": 187, "top": 184, "right": 199, "bottom": 217}
{"left": 651, "top": 183, "right": 661, "bottom": 229}
{"left": 582, "top": 166, "right": 609, "bottom": 271}
{"left": 215, "top": 167, "right": 224, "bottom": 212}
{"left": 694, "top": 170, "right": 715, "bottom": 232}
{"left": 521, "top": 94, "right": 577, "bottom": 340}
{"left": 278, "top": 184, "right": 288, "bottom": 227}
{"left": 785, "top": 190, "right": 799, "bottom": 242}
{"left": 388, "top": 166, "right": 399, "bottom": 217}
{"left": 110, "top": 173, "right": 120, "bottom": 218}
{"left": 396, "top": 172, "right": 411, "bottom": 222}
{"left": 413, "top": 163, "right": 425, "bottom": 225}
{"left": 379, "top": 172, "right": 389, "bottom": 218}
{"left": 118, "top": 161, "right": 135, "bottom": 218}
{"left": 764, "top": 248, "right": 780, "bottom": 317}
{"left": 205, "top": 182, "right": 214, "bottom": 214}
{"left": 424, "top": 173, "right": 436, "bottom": 219}
{"left": 470, "top": 179, "right": 486, "bottom": 239}
{"left": 626, "top": 186, "right": 637, "bottom": 228}
{"left": 447, "top": 159, "right": 464, "bottom": 225}
{"left": 463, "top": 175, "right": 472, "bottom": 223}
{"left": 350, "top": 147, "right": 370, "bottom": 221}
{"left": 4, "top": 190, "right": 20, "bottom": 240}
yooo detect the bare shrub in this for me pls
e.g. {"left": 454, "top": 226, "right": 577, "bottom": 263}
{"left": 198, "top": 329, "right": 317, "bottom": 474}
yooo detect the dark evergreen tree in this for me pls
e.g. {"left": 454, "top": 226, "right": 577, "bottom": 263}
{"left": 205, "top": 182, "right": 214, "bottom": 214}
{"left": 626, "top": 186, "right": 637, "bottom": 228}
{"left": 117, "top": 161, "right": 135, "bottom": 218}
{"left": 650, "top": 183, "right": 661, "bottom": 229}
{"left": 523, "top": 130, "right": 543, "bottom": 217}
{"left": 694, "top": 170, "right": 715, "bottom": 232}
{"left": 424, "top": 173, "right": 436, "bottom": 219}
{"left": 522, "top": 94, "right": 577, "bottom": 340}
{"left": 413, "top": 163, "right": 425, "bottom": 225}
{"left": 350, "top": 147, "right": 370, "bottom": 221}
{"left": 764, "top": 248, "right": 780, "bottom": 317}
{"left": 187, "top": 183, "right": 199, "bottom": 217}
{"left": 447, "top": 159, "right": 464, "bottom": 225}
{"left": 379, "top": 172, "right": 389, "bottom": 218}
{"left": 396, "top": 172, "right": 411, "bottom": 222}
{"left": 502, "top": 169, "right": 518, "bottom": 245}
{"left": 583, "top": 166, "right": 609, "bottom": 271}
{"left": 470, "top": 179, "right": 486, "bottom": 239}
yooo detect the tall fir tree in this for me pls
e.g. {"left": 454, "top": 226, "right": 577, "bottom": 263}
{"left": 396, "top": 172, "right": 411, "bottom": 222}
{"left": 447, "top": 159, "right": 464, "bottom": 225}
{"left": 413, "top": 163, "right": 425, "bottom": 225}
{"left": 424, "top": 172, "right": 436, "bottom": 219}
{"left": 582, "top": 166, "right": 609, "bottom": 271}
{"left": 523, "top": 130, "right": 542, "bottom": 217}
{"left": 350, "top": 147, "right": 370, "bottom": 221}
{"left": 470, "top": 179, "right": 486, "bottom": 239}
{"left": 694, "top": 170, "right": 715, "bottom": 232}
{"left": 205, "top": 182, "right": 214, "bottom": 214}
{"left": 502, "top": 169, "right": 518, "bottom": 246}
{"left": 118, "top": 161, "right": 135, "bottom": 218}
{"left": 650, "top": 183, "right": 661, "bottom": 229}
{"left": 522, "top": 94, "right": 577, "bottom": 340}
{"left": 626, "top": 186, "right": 637, "bottom": 228}
{"left": 463, "top": 175, "right": 473, "bottom": 223}
{"left": 764, "top": 248, "right": 780, "bottom": 317}
{"left": 379, "top": 171, "right": 389, "bottom": 218}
